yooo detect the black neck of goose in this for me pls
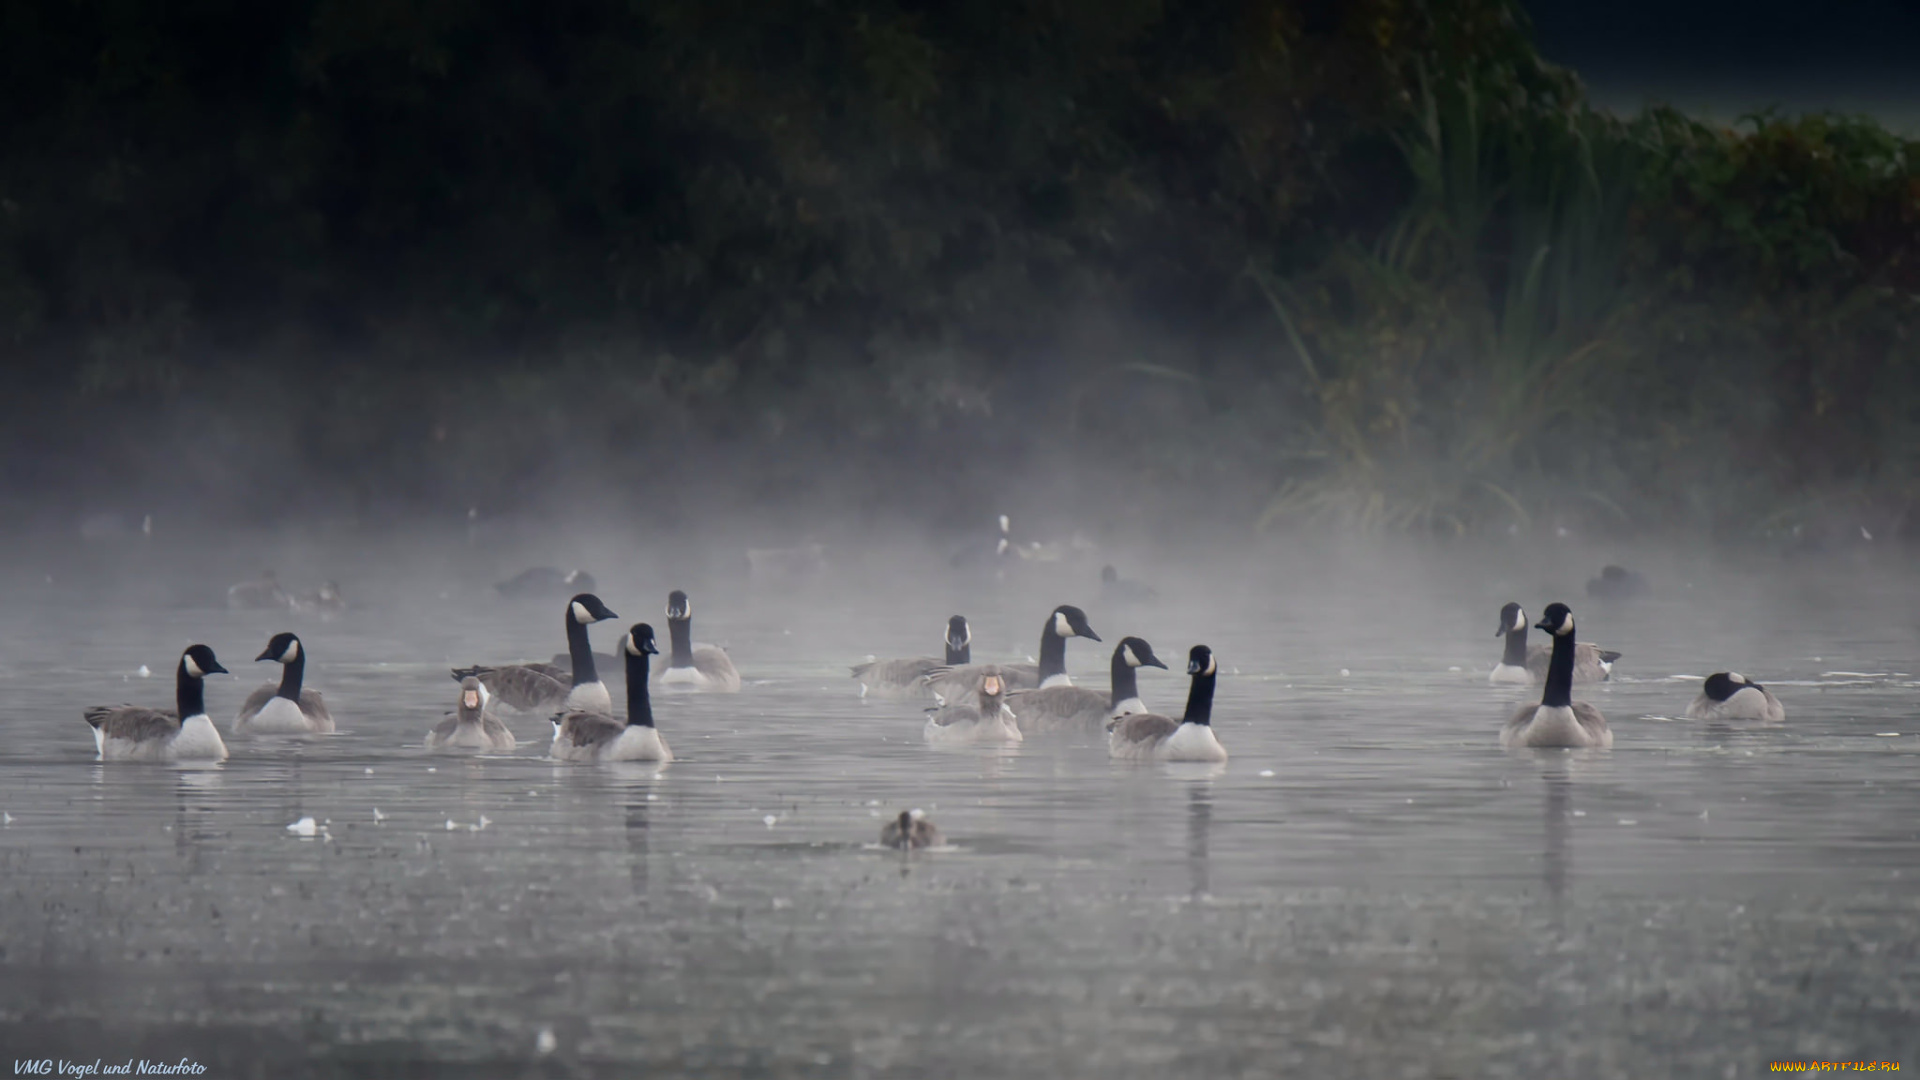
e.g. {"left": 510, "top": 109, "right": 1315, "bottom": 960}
{"left": 1108, "top": 649, "right": 1141, "bottom": 707}
{"left": 945, "top": 640, "right": 970, "bottom": 665}
{"left": 565, "top": 615, "right": 599, "bottom": 687}
{"left": 176, "top": 661, "right": 207, "bottom": 719}
{"left": 668, "top": 617, "right": 694, "bottom": 667}
{"left": 1501, "top": 625, "right": 1529, "bottom": 667}
{"left": 275, "top": 649, "right": 306, "bottom": 701}
{"left": 1542, "top": 630, "right": 1575, "bottom": 708}
{"left": 625, "top": 650, "right": 655, "bottom": 727}
{"left": 1182, "top": 669, "right": 1216, "bottom": 726}
{"left": 1037, "top": 624, "right": 1068, "bottom": 681}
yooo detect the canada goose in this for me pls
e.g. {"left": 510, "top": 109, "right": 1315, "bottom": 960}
{"left": 1585, "top": 565, "right": 1648, "bottom": 599}
{"left": 495, "top": 567, "right": 596, "bottom": 599}
{"left": 924, "top": 673, "right": 1023, "bottom": 747}
{"left": 924, "top": 604, "right": 1101, "bottom": 703}
{"left": 949, "top": 513, "right": 1016, "bottom": 571}
{"left": 227, "top": 571, "right": 291, "bottom": 610}
{"left": 552, "top": 624, "right": 673, "bottom": 762}
{"left": 1501, "top": 603, "right": 1613, "bottom": 748}
{"left": 1009, "top": 636, "right": 1166, "bottom": 736}
{"left": 653, "top": 590, "right": 741, "bottom": 692}
{"left": 850, "top": 615, "right": 971, "bottom": 699}
{"left": 297, "top": 581, "right": 347, "bottom": 615}
{"left": 453, "top": 593, "right": 619, "bottom": 713}
{"left": 1687, "top": 672, "right": 1786, "bottom": 723}
{"left": 83, "top": 645, "right": 231, "bottom": 762}
{"left": 1099, "top": 564, "right": 1158, "bottom": 603}
{"left": 426, "top": 677, "right": 517, "bottom": 752}
{"left": 880, "top": 809, "right": 942, "bottom": 849}
{"left": 1107, "top": 644, "right": 1228, "bottom": 762}
{"left": 1489, "top": 602, "right": 1620, "bottom": 685}
{"left": 236, "top": 632, "right": 336, "bottom": 734}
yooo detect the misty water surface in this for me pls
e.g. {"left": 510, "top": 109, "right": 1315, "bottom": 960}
{"left": 0, "top": 532, "right": 1915, "bottom": 1077}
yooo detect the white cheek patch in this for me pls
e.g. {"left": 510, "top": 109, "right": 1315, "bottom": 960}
{"left": 1053, "top": 612, "right": 1072, "bottom": 637}
{"left": 1556, "top": 615, "right": 1575, "bottom": 636}
{"left": 1513, "top": 610, "right": 1527, "bottom": 632}
{"left": 183, "top": 654, "right": 203, "bottom": 679}
{"left": 1203, "top": 656, "right": 1218, "bottom": 676}
{"left": 998, "top": 515, "right": 1009, "bottom": 533}
{"left": 1730, "top": 672, "right": 1747, "bottom": 684}
{"left": 1123, "top": 644, "right": 1143, "bottom": 667}
{"left": 281, "top": 639, "right": 300, "bottom": 663}
{"left": 571, "top": 601, "right": 591, "bottom": 624}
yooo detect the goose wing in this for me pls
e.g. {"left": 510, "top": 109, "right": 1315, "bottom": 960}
{"left": 452, "top": 664, "right": 569, "bottom": 711}
{"left": 236, "top": 684, "right": 277, "bottom": 723}
{"left": 84, "top": 706, "right": 181, "bottom": 741}
{"left": 553, "top": 709, "right": 623, "bottom": 749}
{"left": 1108, "top": 711, "right": 1178, "bottom": 745}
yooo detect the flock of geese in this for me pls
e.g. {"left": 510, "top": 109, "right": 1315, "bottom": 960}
{"left": 79, "top": 575, "right": 1785, "bottom": 846}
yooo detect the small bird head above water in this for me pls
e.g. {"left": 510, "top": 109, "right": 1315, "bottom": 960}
{"left": 1535, "top": 602, "right": 1575, "bottom": 637}
{"left": 1496, "top": 602, "right": 1526, "bottom": 636}
{"left": 945, "top": 615, "right": 971, "bottom": 652}
{"left": 1702, "top": 672, "right": 1756, "bottom": 701}
{"left": 1050, "top": 605, "right": 1100, "bottom": 641}
{"left": 666, "top": 590, "right": 692, "bottom": 621}
{"left": 569, "top": 593, "right": 618, "bottom": 624}
{"left": 1187, "top": 645, "right": 1216, "bottom": 677}
{"left": 256, "top": 632, "right": 302, "bottom": 664}
{"left": 181, "top": 644, "right": 228, "bottom": 680}
{"left": 623, "top": 624, "right": 659, "bottom": 657}
{"left": 1118, "top": 637, "right": 1167, "bottom": 669}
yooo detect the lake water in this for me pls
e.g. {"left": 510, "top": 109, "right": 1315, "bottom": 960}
{"left": 0, "top": 536, "right": 1915, "bottom": 1077}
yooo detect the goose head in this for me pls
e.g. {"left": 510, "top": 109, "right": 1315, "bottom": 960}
{"left": 666, "top": 590, "right": 692, "bottom": 622}
{"left": 1703, "top": 672, "right": 1756, "bottom": 701}
{"left": 180, "top": 645, "right": 228, "bottom": 680}
{"left": 623, "top": 623, "right": 660, "bottom": 657}
{"left": 1049, "top": 605, "right": 1100, "bottom": 641}
{"left": 1186, "top": 645, "right": 1216, "bottom": 677}
{"left": 1117, "top": 637, "right": 1167, "bottom": 669}
{"left": 569, "top": 593, "right": 618, "bottom": 624}
{"left": 1496, "top": 602, "right": 1526, "bottom": 636}
{"left": 1535, "top": 602, "right": 1575, "bottom": 637}
{"left": 945, "top": 615, "right": 971, "bottom": 653}
{"left": 256, "top": 632, "right": 302, "bottom": 664}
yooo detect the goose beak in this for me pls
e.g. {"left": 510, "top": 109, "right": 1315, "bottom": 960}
{"left": 205, "top": 660, "right": 230, "bottom": 676}
{"left": 1533, "top": 618, "right": 1552, "bottom": 632}
{"left": 255, "top": 647, "right": 275, "bottom": 661}
{"left": 1146, "top": 656, "right": 1168, "bottom": 669}
{"left": 462, "top": 690, "right": 480, "bottom": 709}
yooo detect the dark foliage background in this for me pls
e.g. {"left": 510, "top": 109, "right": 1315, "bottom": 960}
{"left": 2, "top": 0, "right": 1915, "bottom": 543}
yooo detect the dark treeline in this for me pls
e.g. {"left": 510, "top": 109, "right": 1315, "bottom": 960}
{"left": 2, "top": 0, "right": 1916, "bottom": 543}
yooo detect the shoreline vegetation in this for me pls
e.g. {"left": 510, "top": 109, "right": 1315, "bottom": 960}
{"left": 2, "top": 0, "right": 1915, "bottom": 547}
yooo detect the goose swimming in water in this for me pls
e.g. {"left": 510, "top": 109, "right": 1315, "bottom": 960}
{"left": 227, "top": 571, "right": 291, "bottom": 611}
{"left": 924, "top": 604, "right": 1100, "bottom": 704}
{"left": 1008, "top": 636, "right": 1166, "bottom": 737}
{"left": 1107, "top": 644, "right": 1229, "bottom": 762}
{"left": 653, "top": 590, "right": 741, "bottom": 692}
{"left": 1501, "top": 603, "right": 1613, "bottom": 748}
{"left": 924, "top": 673, "right": 1023, "bottom": 747}
{"left": 453, "top": 593, "right": 619, "bottom": 713}
{"left": 1686, "top": 672, "right": 1786, "bottom": 723}
{"left": 235, "top": 632, "right": 336, "bottom": 734}
{"left": 495, "top": 567, "right": 597, "bottom": 599}
{"left": 880, "top": 809, "right": 942, "bottom": 849}
{"left": 551, "top": 624, "right": 673, "bottom": 762}
{"left": 851, "top": 615, "right": 971, "bottom": 699}
{"left": 1584, "top": 564, "right": 1648, "bottom": 599}
{"left": 1489, "top": 602, "right": 1620, "bottom": 685}
{"left": 83, "top": 645, "right": 231, "bottom": 762}
{"left": 426, "top": 677, "right": 517, "bottom": 752}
